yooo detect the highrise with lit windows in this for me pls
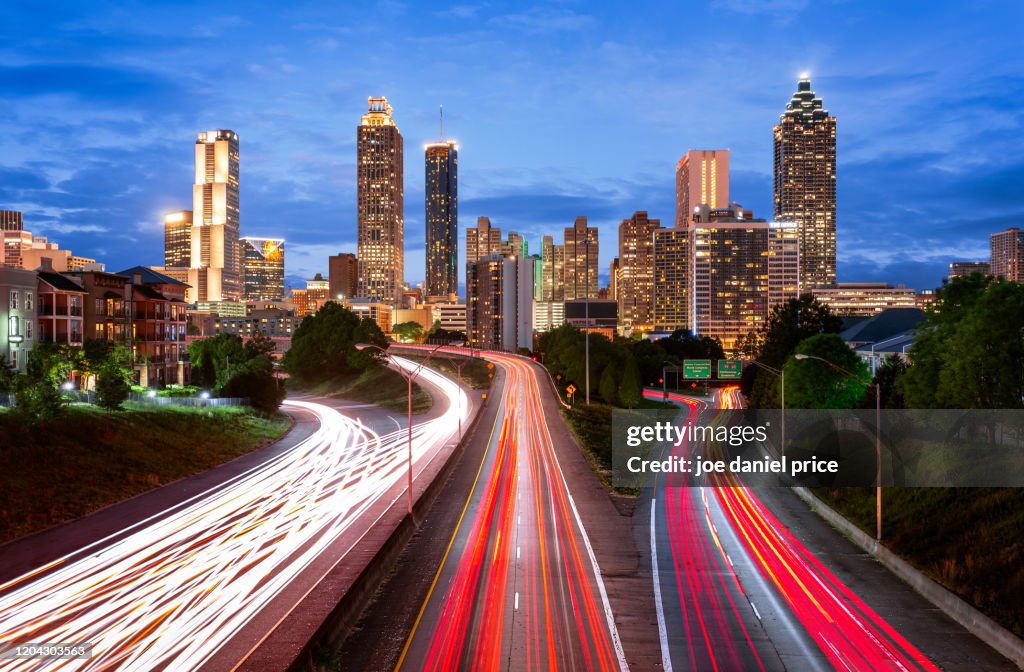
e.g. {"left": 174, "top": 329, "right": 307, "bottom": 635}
{"left": 774, "top": 76, "right": 836, "bottom": 289}
{"left": 425, "top": 140, "right": 458, "bottom": 302}
{"left": 241, "top": 237, "right": 285, "bottom": 301}
{"left": 357, "top": 97, "right": 404, "bottom": 304}
{"left": 189, "top": 130, "right": 241, "bottom": 301}
{"left": 675, "top": 150, "right": 729, "bottom": 228}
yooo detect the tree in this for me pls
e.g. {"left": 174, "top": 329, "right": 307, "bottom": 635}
{"left": 283, "top": 302, "right": 387, "bottom": 385}
{"left": 658, "top": 329, "right": 725, "bottom": 361}
{"left": 188, "top": 333, "right": 246, "bottom": 389}
{"left": 746, "top": 295, "right": 843, "bottom": 408}
{"left": 392, "top": 321, "right": 425, "bottom": 343}
{"left": 0, "top": 355, "right": 16, "bottom": 394}
{"left": 598, "top": 362, "right": 619, "bottom": 404}
{"left": 221, "top": 359, "right": 285, "bottom": 414}
{"left": 782, "top": 333, "right": 868, "bottom": 409}
{"left": 95, "top": 359, "right": 132, "bottom": 411}
{"left": 863, "top": 354, "right": 907, "bottom": 409}
{"left": 618, "top": 355, "right": 642, "bottom": 409}
{"left": 243, "top": 332, "right": 277, "bottom": 360}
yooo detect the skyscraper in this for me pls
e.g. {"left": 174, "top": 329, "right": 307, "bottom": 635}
{"left": 652, "top": 228, "right": 689, "bottom": 333}
{"left": 617, "top": 211, "right": 660, "bottom": 334}
{"left": 164, "top": 210, "right": 192, "bottom": 268}
{"left": 189, "top": 130, "right": 241, "bottom": 301}
{"left": 425, "top": 139, "right": 458, "bottom": 302}
{"left": 466, "top": 254, "right": 534, "bottom": 351}
{"left": 990, "top": 228, "right": 1024, "bottom": 281}
{"left": 357, "top": 97, "right": 404, "bottom": 304}
{"left": 241, "top": 237, "right": 285, "bottom": 301}
{"left": 466, "top": 216, "right": 502, "bottom": 261}
{"left": 0, "top": 210, "right": 22, "bottom": 232}
{"left": 675, "top": 150, "right": 730, "bottom": 229}
{"left": 540, "top": 235, "right": 565, "bottom": 302}
{"left": 690, "top": 205, "right": 800, "bottom": 350}
{"left": 774, "top": 76, "right": 837, "bottom": 289}
{"left": 564, "top": 216, "right": 598, "bottom": 301}
{"left": 329, "top": 253, "right": 358, "bottom": 301}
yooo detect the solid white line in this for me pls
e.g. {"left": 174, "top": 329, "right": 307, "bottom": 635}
{"left": 514, "top": 592, "right": 519, "bottom": 610}
{"left": 651, "top": 501, "right": 673, "bottom": 672}
{"left": 517, "top": 515, "right": 521, "bottom": 526}
{"left": 517, "top": 546, "right": 521, "bottom": 560}
{"left": 751, "top": 601, "right": 762, "bottom": 620}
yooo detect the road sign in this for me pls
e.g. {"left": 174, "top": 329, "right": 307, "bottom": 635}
{"left": 717, "top": 359, "right": 742, "bottom": 379}
{"left": 566, "top": 384, "right": 577, "bottom": 396}
{"left": 683, "top": 359, "right": 712, "bottom": 379}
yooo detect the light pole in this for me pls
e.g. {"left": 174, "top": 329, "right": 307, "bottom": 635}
{"left": 439, "top": 354, "right": 470, "bottom": 441}
{"left": 582, "top": 237, "right": 593, "bottom": 405}
{"left": 794, "top": 353, "right": 882, "bottom": 541}
{"left": 747, "top": 360, "right": 785, "bottom": 456}
{"left": 355, "top": 341, "right": 455, "bottom": 516}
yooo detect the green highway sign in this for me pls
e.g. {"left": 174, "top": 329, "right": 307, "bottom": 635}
{"left": 718, "top": 359, "right": 743, "bottom": 379}
{"left": 683, "top": 359, "right": 712, "bottom": 379}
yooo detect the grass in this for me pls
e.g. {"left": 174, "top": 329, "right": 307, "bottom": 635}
{"left": 0, "top": 405, "right": 290, "bottom": 544}
{"left": 295, "top": 366, "right": 432, "bottom": 413}
{"left": 815, "top": 486, "right": 1024, "bottom": 639}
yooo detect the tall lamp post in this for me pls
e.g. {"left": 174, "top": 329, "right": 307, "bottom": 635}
{"left": 439, "top": 354, "right": 470, "bottom": 441}
{"left": 794, "top": 353, "right": 882, "bottom": 541}
{"left": 355, "top": 341, "right": 456, "bottom": 516}
{"left": 747, "top": 360, "right": 785, "bottom": 456}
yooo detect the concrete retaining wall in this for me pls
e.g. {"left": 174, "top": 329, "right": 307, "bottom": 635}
{"left": 793, "top": 486, "right": 1024, "bottom": 669}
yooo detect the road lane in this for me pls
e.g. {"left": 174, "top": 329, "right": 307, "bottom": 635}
{"left": 397, "top": 351, "right": 627, "bottom": 671}
{"left": 0, "top": 359, "right": 468, "bottom": 671}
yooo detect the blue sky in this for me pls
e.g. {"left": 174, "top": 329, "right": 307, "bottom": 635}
{"left": 2, "top": 0, "right": 1022, "bottom": 292}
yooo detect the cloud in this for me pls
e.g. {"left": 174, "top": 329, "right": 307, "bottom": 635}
{"left": 489, "top": 8, "right": 595, "bottom": 32}
{"left": 0, "top": 63, "right": 183, "bottom": 103}
{"left": 710, "top": 0, "right": 810, "bottom": 16}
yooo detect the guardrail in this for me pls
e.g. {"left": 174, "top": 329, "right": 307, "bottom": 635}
{"left": 127, "top": 393, "right": 248, "bottom": 407}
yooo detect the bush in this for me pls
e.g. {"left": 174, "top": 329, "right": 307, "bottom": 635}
{"left": 221, "top": 368, "right": 285, "bottom": 414}
{"left": 96, "top": 360, "right": 132, "bottom": 411}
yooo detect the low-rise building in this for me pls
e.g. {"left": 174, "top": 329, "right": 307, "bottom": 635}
{"left": 564, "top": 299, "right": 617, "bottom": 341}
{"left": 0, "top": 266, "right": 38, "bottom": 373}
{"left": 345, "top": 299, "right": 393, "bottom": 335}
{"left": 36, "top": 271, "right": 85, "bottom": 347}
{"left": 810, "top": 282, "right": 917, "bottom": 317}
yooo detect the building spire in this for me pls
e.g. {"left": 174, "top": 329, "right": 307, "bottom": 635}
{"left": 440, "top": 104, "right": 444, "bottom": 141}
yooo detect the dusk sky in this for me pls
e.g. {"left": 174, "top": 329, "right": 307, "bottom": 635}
{"left": 2, "top": 1, "right": 1022, "bottom": 292}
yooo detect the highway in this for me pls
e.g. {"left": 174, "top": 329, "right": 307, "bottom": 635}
{"left": 396, "top": 351, "right": 628, "bottom": 671}
{"left": 0, "top": 357, "right": 467, "bottom": 672}
{"left": 646, "top": 387, "right": 945, "bottom": 671}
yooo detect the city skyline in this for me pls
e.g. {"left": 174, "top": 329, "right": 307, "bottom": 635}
{"left": 1, "top": 2, "right": 1022, "bottom": 293}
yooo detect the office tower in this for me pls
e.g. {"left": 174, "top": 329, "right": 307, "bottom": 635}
{"left": 189, "top": 130, "right": 241, "bottom": 301}
{"left": 164, "top": 210, "right": 192, "bottom": 267}
{"left": 990, "top": 228, "right": 1024, "bottom": 282}
{"left": 809, "top": 283, "right": 917, "bottom": 317}
{"left": 529, "top": 254, "right": 544, "bottom": 302}
{"left": 652, "top": 228, "right": 689, "bottom": 333}
{"left": 292, "top": 273, "right": 330, "bottom": 317}
{"left": 357, "top": 97, "right": 404, "bottom": 304}
{"left": 500, "top": 231, "right": 526, "bottom": 258}
{"left": 948, "top": 261, "right": 991, "bottom": 280}
{"left": 617, "top": 211, "right": 660, "bottom": 334}
{"left": 690, "top": 205, "right": 800, "bottom": 350}
{"left": 540, "top": 235, "right": 565, "bottom": 302}
{"left": 1, "top": 211, "right": 28, "bottom": 268}
{"left": 0, "top": 210, "right": 22, "bottom": 232}
{"left": 774, "top": 76, "right": 836, "bottom": 289}
{"left": 329, "top": 253, "right": 358, "bottom": 301}
{"left": 563, "top": 216, "right": 598, "bottom": 300}
{"left": 466, "top": 216, "right": 502, "bottom": 261}
{"left": 675, "top": 150, "right": 730, "bottom": 228}
{"left": 466, "top": 254, "right": 533, "bottom": 351}
{"left": 425, "top": 139, "right": 458, "bottom": 302}
{"left": 241, "top": 237, "right": 285, "bottom": 301}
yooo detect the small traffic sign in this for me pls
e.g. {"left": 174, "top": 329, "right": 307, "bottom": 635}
{"left": 566, "top": 384, "right": 577, "bottom": 395}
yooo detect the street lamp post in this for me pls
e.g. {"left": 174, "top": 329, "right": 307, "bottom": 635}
{"left": 355, "top": 341, "right": 455, "bottom": 516}
{"left": 795, "top": 353, "right": 882, "bottom": 541}
{"left": 747, "top": 360, "right": 785, "bottom": 456}
{"left": 440, "top": 355, "right": 469, "bottom": 441}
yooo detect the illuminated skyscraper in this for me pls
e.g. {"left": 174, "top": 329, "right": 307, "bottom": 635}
{"left": 164, "top": 211, "right": 192, "bottom": 268}
{"left": 690, "top": 205, "right": 800, "bottom": 350}
{"left": 652, "top": 227, "right": 689, "bottom": 333}
{"left": 675, "top": 150, "right": 729, "bottom": 228}
{"left": 990, "top": 228, "right": 1024, "bottom": 281}
{"left": 563, "top": 216, "right": 598, "bottom": 301}
{"left": 357, "top": 97, "right": 404, "bottom": 304}
{"left": 189, "top": 130, "right": 241, "bottom": 301}
{"left": 466, "top": 254, "right": 533, "bottom": 351}
{"left": 466, "top": 216, "right": 502, "bottom": 262}
{"left": 425, "top": 139, "right": 458, "bottom": 302}
{"left": 241, "top": 237, "right": 285, "bottom": 301}
{"left": 774, "top": 76, "right": 836, "bottom": 289}
{"left": 617, "top": 211, "right": 660, "bottom": 334}
{"left": 540, "top": 235, "right": 565, "bottom": 302}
